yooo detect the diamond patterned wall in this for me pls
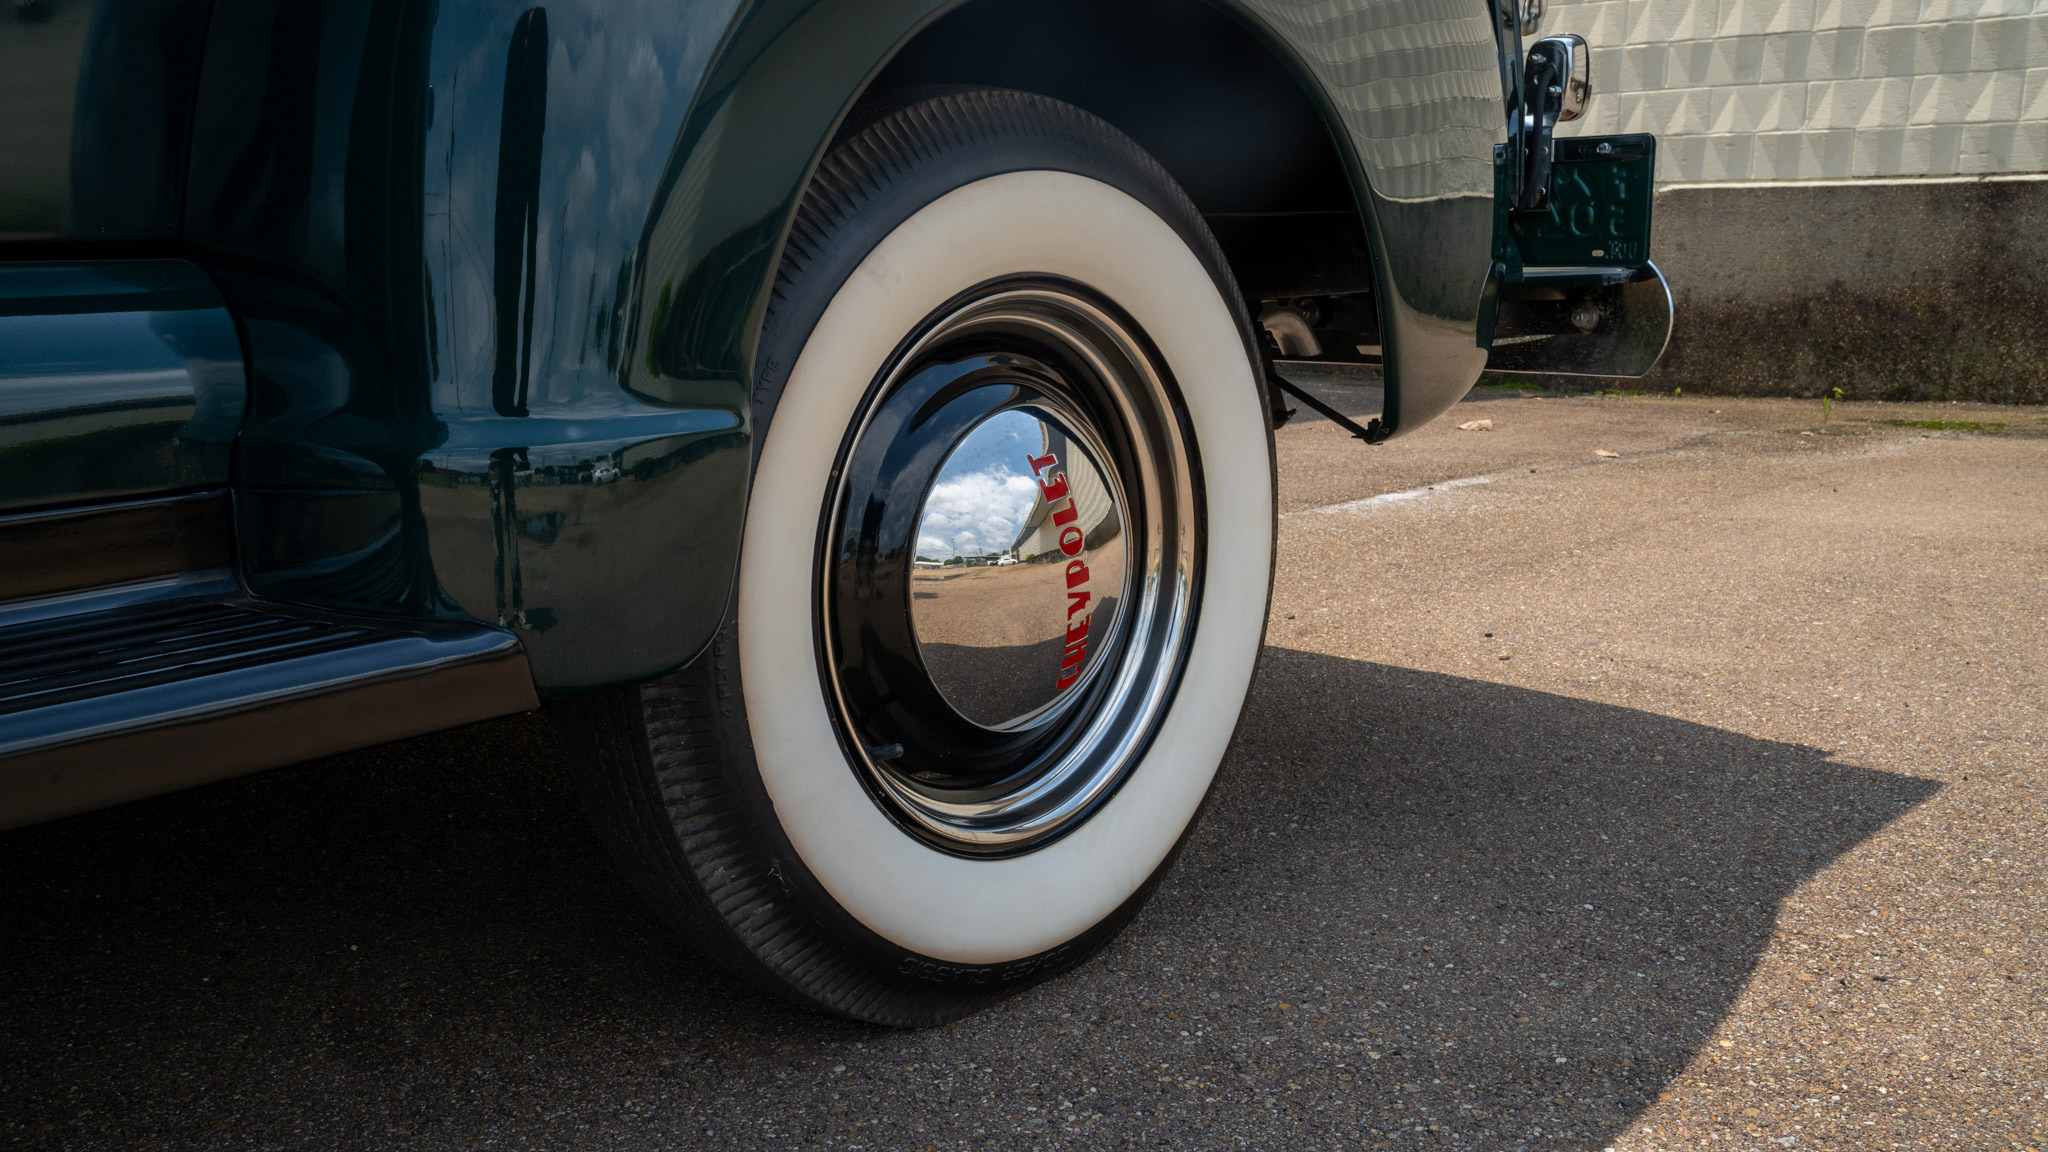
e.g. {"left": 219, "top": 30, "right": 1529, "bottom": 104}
{"left": 1541, "top": 0, "right": 2048, "bottom": 181}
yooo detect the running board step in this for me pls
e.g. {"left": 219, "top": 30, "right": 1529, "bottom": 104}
{"left": 0, "top": 573, "right": 538, "bottom": 829}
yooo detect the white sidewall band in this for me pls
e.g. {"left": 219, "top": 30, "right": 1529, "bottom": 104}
{"left": 739, "top": 171, "right": 1272, "bottom": 965}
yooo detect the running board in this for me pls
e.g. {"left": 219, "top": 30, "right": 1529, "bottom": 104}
{"left": 0, "top": 573, "right": 539, "bottom": 829}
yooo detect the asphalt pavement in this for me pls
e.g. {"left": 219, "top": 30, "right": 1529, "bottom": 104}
{"left": 3, "top": 373, "right": 2043, "bottom": 1151}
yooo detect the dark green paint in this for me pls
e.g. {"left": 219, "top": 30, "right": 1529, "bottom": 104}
{"left": 6, "top": 0, "right": 1529, "bottom": 692}
{"left": 0, "top": 0, "right": 213, "bottom": 246}
{"left": 0, "top": 261, "right": 242, "bottom": 512}
{"left": 182, "top": 0, "right": 766, "bottom": 690}
{"left": 1233, "top": 0, "right": 1508, "bottom": 436}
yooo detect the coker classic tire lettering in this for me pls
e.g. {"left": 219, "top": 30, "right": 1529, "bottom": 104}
{"left": 556, "top": 90, "right": 1276, "bottom": 1026}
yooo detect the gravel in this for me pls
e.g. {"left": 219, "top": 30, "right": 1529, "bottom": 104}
{"left": 3, "top": 375, "right": 2042, "bottom": 1150}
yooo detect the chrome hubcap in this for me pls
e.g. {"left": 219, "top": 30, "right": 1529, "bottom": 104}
{"left": 819, "top": 282, "right": 1199, "bottom": 855}
{"left": 910, "top": 406, "right": 1128, "bottom": 731}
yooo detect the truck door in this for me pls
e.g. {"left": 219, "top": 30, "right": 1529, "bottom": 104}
{"left": 0, "top": 0, "right": 243, "bottom": 597}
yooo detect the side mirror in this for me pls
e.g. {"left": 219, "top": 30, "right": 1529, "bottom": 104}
{"left": 1538, "top": 33, "right": 1592, "bottom": 123}
{"left": 1518, "top": 33, "right": 1593, "bottom": 210}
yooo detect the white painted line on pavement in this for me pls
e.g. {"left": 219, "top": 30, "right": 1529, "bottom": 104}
{"left": 1287, "top": 473, "right": 1499, "bottom": 518}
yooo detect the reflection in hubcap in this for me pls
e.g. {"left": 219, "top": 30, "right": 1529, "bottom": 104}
{"left": 910, "top": 408, "right": 1127, "bottom": 730}
{"left": 819, "top": 282, "right": 1198, "bottom": 854}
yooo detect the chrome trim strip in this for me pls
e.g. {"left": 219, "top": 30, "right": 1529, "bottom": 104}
{"left": 0, "top": 569, "right": 240, "bottom": 630}
{"left": 0, "top": 628, "right": 537, "bottom": 831}
{"left": 0, "top": 489, "right": 233, "bottom": 603}
{"left": 0, "top": 488, "right": 222, "bottom": 527}
{"left": 0, "top": 626, "right": 526, "bottom": 758}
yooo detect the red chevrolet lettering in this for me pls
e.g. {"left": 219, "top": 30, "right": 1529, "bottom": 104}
{"left": 1029, "top": 449, "right": 1092, "bottom": 692}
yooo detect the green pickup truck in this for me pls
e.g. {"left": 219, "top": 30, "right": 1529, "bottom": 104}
{"left": 0, "top": 0, "right": 1666, "bottom": 1024}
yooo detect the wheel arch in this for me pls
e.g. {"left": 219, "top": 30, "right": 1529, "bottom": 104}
{"left": 864, "top": 0, "right": 1370, "bottom": 224}
{"left": 614, "top": 0, "right": 1498, "bottom": 687}
{"left": 642, "top": 0, "right": 1394, "bottom": 399}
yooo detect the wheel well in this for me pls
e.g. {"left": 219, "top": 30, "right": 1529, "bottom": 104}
{"left": 865, "top": 0, "right": 1377, "bottom": 298}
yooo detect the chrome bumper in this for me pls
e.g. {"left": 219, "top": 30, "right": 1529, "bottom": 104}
{"left": 1485, "top": 262, "right": 1673, "bottom": 379}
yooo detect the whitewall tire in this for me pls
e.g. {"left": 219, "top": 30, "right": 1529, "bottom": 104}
{"left": 556, "top": 89, "right": 1275, "bottom": 1025}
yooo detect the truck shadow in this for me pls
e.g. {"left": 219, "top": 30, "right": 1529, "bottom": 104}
{"left": 1151, "top": 647, "right": 1939, "bottom": 1146}
{"left": 0, "top": 648, "right": 1936, "bottom": 1149}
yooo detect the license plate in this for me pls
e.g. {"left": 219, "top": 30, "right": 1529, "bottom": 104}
{"left": 1511, "top": 134, "right": 1655, "bottom": 269}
